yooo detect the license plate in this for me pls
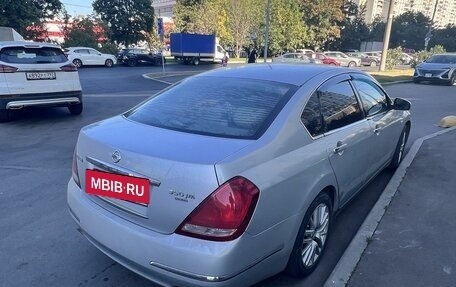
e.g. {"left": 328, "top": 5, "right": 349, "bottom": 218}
{"left": 85, "top": 169, "right": 150, "bottom": 204}
{"left": 425, "top": 73, "right": 432, "bottom": 78}
{"left": 26, "top": 72, "right": 56, "bottom": 80}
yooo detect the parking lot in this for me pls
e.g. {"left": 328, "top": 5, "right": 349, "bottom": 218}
{"left": 1, "top": 63, "right": 455, "bottom": 287}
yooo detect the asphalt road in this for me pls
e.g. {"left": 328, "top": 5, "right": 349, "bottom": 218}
{"left": 1, "top": 63, "right": 454, "bottom": 287}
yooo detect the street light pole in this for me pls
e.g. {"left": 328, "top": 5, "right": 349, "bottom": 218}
{"left": 263, "top": 0, "right": 270, "bottom": 63}
{"left": 425, "top": 0, "right": 439, "bottom": 51}
{"left": 379, "top": 0, "right": 395, "bottom": 71}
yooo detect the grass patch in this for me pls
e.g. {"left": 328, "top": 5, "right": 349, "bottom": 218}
{"left": 369, "top": 69, "right": 414, "bottom": 83}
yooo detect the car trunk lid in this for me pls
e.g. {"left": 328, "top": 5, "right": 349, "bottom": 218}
{"left": 75, "top": 116, "right": 253, "bottom": 234}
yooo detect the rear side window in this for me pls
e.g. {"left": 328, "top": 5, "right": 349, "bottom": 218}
{"left": 319, "top": 81, "right": 363, "bottom": 132}
{"left": 301, "top": 93, "right": 323, "bottom": 137}
{"left": 0, "top": 47, "right": 67, "bottom": 64}
{"left": 126, "top": 77, "right": 295, "bottom": 139}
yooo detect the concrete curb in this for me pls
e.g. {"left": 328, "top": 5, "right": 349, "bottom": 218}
{"left": 380, "top": 80, "right": 413, "bottom": 86}
{"left": 324, "top": 126, "right": 456, "bottom": 287}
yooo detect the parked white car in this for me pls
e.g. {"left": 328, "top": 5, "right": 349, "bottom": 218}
{"left": 0, "top": 41, "right": 83, "bottom": 122}
{"left": 272, "top": 53, "right": 322, "bottom": 64}
{"left": 65, "top": 47, "right": 117, "bottom": 68}
{"left": 323, "top": 51, "right": 362, "bottom": 67}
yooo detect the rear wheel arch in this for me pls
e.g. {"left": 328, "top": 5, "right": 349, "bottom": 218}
{"left": 321, "top": 186, "right": 338, "bottom": 213}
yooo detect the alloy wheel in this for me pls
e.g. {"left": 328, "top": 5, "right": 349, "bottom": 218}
{"left": 301, "top": 203, "right": 330, "bottom": 268}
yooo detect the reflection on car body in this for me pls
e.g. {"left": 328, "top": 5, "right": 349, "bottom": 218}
{"left": 68, "top": 64, "right": 411, "bottom": 287}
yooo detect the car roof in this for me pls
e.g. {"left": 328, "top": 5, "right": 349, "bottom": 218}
{"left": 196, "top": 64, "right": 353, "bottom": 86}
{"left": 0, "top": 41, "right": 61, "bottom": 49}
{"left": 67, "top": 47, "right": 97, "bottom": 50}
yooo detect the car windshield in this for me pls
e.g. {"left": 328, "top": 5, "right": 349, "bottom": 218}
{"left": 426, "top": 55, "right": 456, "bottom": 64}
{"left": 0, "top": 46, "right": 67, "bottom": 64}
{"left": 126, "top": 76, "right": 295, "bottom": 139}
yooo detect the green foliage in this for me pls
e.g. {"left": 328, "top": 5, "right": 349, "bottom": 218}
{"left": 411, "top": 45, "right": 447, "bottom": 68}
{"left": 99, "top": 42, "right": 119, "bottom": 55}
{"left": 225, "top": 0, "right": 263, "bottom": 57}
{"left": 429, "top": 25, "right": 456, "bottom": 52}
{"left": 93, "top": 0, "right": 154, "bottom": 47}
{"left": 390, "top": 12, "right": 431, "bottom": 51}
{"left": 268, "top": 0, "right": 307, "bottom": 55}
{"left": 301, "top": 0, "right": 344, "bottom": 50}
{"left": 63, "top": 17, "right": 99, "bottom": 49}
{"left": 173, "top": 0, "right": 235, "bottom": 50}
{"left": 385, "top": 47, "right": 403, "bottom": 70}
{"left": 331, "top": 2, "right": 369, "bottom": 51}
{"left": 369, "top": 17, "right": 386, "bottom": 42}
{"left": 0, "top": 0, "right": 64, "bottom": 40}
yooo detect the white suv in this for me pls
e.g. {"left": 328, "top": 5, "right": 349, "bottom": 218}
{"left": 65, "top": 47, "right": 117, "bottom": 68}
{"left": 0, "top": 41, "right": 83, "bottom": 122}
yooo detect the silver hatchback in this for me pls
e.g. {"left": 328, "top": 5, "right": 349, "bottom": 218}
{"left": 68, "top": 64, "right": 411, "bottom": 287}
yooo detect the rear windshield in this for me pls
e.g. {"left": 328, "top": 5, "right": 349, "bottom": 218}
{"left": 126, "top": 76, "right": 296, "bottom": 139}
{"left": 0, "top": 46, "right": 67, "bottom": 64}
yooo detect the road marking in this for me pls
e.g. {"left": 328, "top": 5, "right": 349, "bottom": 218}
{"left": 142, "top": 74, "right": 173, "bottom": 85}
{"left": 142, "top": 71, "right": 203, "bottom": 85}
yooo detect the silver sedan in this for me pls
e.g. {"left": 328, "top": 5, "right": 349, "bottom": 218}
{"left": 68, "top": 64, "right": 411, "bottom": 287}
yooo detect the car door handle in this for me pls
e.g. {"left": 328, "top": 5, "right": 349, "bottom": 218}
{"left": 373, "top": 124, "right": 381, "bottom": 135}
{"left": 333, "top": 142, "right": 348, "bottom": 154}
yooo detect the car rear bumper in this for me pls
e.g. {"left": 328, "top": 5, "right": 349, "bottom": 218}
{"left": 67, "top": 178, "right": 296, "bottom": 287}
{"left": 0, "top": 91, "right": 82, "bottom": 110}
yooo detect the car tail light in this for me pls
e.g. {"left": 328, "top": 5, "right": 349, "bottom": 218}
{"left": 0, "top": 64, "right": 18, "bottom": 73}
{"left": 72, "top": 148, "right": 81, "bottom": 188}
{"left": 60, "top": 63, "right": 78, "bottom": 72}
{"left": 176, "top": 176, "right": 259, "bottom": 241}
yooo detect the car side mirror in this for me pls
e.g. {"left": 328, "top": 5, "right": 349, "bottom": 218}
{"left": 98, "top": 53, "right": 102, "bottom": 56}
{"left": 393, "top": 98, "right": 411, "bottom": 111}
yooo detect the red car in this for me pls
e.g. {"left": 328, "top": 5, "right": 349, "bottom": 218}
{"left": 315, "top": 53, "right": 340, "bottom": 66}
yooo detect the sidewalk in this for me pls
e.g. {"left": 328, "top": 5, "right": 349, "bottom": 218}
{"left": 325, "top": 127, "right": 456, "bottom": 287}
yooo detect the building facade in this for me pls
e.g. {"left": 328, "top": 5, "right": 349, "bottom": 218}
{"left": 151, "top": 0, "right": 176, "bottom": 20}
{"left": 353, "top": 0, "right": 456, "bottom": 27}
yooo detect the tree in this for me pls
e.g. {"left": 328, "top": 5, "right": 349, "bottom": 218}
{"left": 63, "top": 17, "right": 99, "bottom": 49}
{"left": 301, "top": 0, "right": 344, "bottom": 50}
{"left": 226, "top": 0, "right": 261, "bottom": 57}
{"left": 330, "top": 3, "right": 369, "bottom": 51}
{"left": 0, "top": 0, "right": 63, "bottom": 40}
{"left": 429, "top": 25, "right": 456, "bottom": 52}
{"left": 369, "top": 17, "right": 386, "bottom": 42}
{"left": 268, "top": 0, "right": 307, "bottom": 55}
{"left": 173, "top": 0, "right": 202, "bottom": 33}
{"left": 93, "top": 0, "right": 154, "bottom": 47}
{"left": 390, "top": 12, "right": 431, "bottom": 51}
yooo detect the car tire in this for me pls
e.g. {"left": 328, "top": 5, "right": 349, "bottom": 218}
{"left": 413, "top": 78, "right": 420, "bottom": 84}
{"left": 329, "top": 63, "right": 336, "bottom": 66}
{"left": 348, "top": 61, "right": 356, "bottom": 67}
{"left": 370, "top": 61, "right": 377, "bottom": 67}
{"left": 68, "top": 103, "right": 83, "bottom": 115}
{"left": 127, "top": 59, "right": 137, "bottom": 67}
{"left": 73, "top": 59, "right": 82, "bottom": 68}
{"left": 447, "top": 74, "right": 455, "bottom": 86}
{"left": 105, "top": 59, "right": 114, "bottom": 67}
{"left": 388, "top": 124, "right": 410, "bottom": 170}
{"left": 286, "top": 192, "right": 332, "bottom": 277}
{"left": 0, "top": 109, "right": 10, "bottom": 122}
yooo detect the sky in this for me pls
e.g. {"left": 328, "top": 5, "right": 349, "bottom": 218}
{"left": 62, "top": 0, "right": 94, "bottom": 16}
